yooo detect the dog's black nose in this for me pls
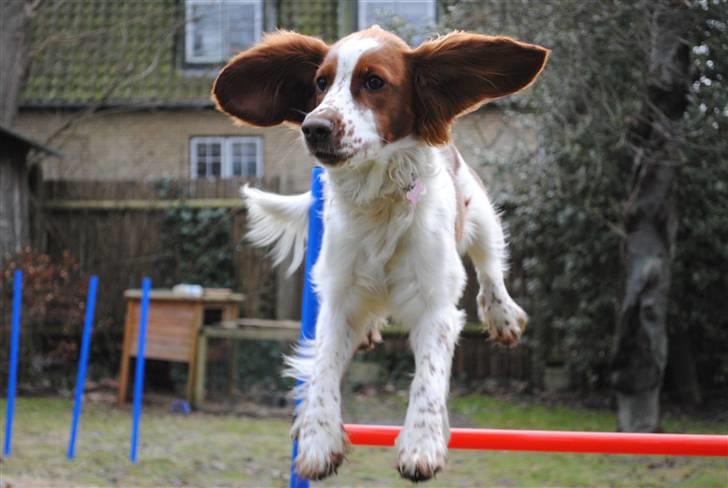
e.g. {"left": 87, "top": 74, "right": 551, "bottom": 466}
{"left": 302, "top": 117, "right": 334, "bottom": 146}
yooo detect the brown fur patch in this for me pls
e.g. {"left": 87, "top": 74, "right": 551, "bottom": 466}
{"left": 313, "top": 53, "right": 338, "bottom": 105}
{"left": 352, "top": 45, "right": 415, "bottom": 143}
{"left": 408, "top": 32, "right": 550, "bottom": 145}
{"left": 212, "top": 31, "right": 329, "bottom": 126}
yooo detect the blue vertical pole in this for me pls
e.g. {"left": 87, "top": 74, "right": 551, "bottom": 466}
{"left": 289, "top": 167, "right": 325, "bottom": 488}
{"left": 130, "top": 277, "right": 152, "bottom": 463}
{"left": 67, "top": 275, "right": 99, "bottom": 460}
{"left": 3, "top": 270, "right": 22, "bottom": 457}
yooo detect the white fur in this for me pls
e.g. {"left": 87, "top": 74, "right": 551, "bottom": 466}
{"left": 240, "top": 32, "right": 527, "bottom": 482}
{"left": 308, "top": 35, "right": 384, "bottom": 165}
{"left": 244, "top": 148, "right": 526, "bottom": 479}
{"left": 241, "top": 185, "right": 311, "bottom": 275}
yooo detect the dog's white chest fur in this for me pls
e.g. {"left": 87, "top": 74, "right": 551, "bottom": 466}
{"left": 313, "top": 145, "right": 448, "bottom": 309}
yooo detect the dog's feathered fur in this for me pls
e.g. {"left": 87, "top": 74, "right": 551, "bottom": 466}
{"left": 213, "top": 27, "right": 548, "bottom": 482}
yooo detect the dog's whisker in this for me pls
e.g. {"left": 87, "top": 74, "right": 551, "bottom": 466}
{"left": 291, "top": 108, "right": 310, "bottom": 117}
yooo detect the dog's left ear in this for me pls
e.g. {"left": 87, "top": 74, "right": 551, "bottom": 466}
{"left": 410, "top": 32, "right": 550, "bottom": 145}
{"left": 212, "top": 31, "right": 329, "bottom": 126}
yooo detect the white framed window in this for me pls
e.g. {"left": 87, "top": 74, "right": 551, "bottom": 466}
{"left": 185, "top": 0, "right": 263, "bottom": 64}
{"left": 358, "top": 0, "right": 436, "bottom": 45}
{"left": 190, "top": 136, "right": 263, "bottom": 178}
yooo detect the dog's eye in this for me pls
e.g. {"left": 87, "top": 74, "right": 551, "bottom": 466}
{"left": 316, "top": 77, "right": 328, "bottom": 92}
{"left": 365, "top": 75, "right": 385, "bottom": 91}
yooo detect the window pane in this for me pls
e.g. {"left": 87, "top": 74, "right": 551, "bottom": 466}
{"left": 363, "top": 1, "right": 396, "bottom": 25}
{"left": 360, "top": 1, "right": 434, "bottom": 45}
{"left": 247, "top": 160, "right": 257, "bottom": 177}
{"left": 190, "top": 3, "right": 222, "bottom": 60}
{"left": 242, "top": 143, "right": 256, "bottom": 159}
{"left": 239, "top": 142, "right": 258, "bottom": 176}
{"left": 193, "top": 137, "right": 260, "bottom": 179}
{"left": 231, "top": 144, "right": 243, "bottom": 176}
{"left": 398, "top": 2, "right": 432, "bottom": 28}
{"left": 226, "top": 3, "right": 258, "bottom": 55}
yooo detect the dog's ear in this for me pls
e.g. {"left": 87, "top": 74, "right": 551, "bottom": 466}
{"left": 212, "top": 31, "right": 329, "bottom": 126}
{"left": 410, "top": 32, "right": 549, "bottom": 145}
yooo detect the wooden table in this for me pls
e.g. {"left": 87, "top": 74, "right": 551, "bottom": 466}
{"left": 192, "top": 318, "right": 301, "bottom": 407}
{"left": 118, "top": 289, "right": 244, "bottom": 405}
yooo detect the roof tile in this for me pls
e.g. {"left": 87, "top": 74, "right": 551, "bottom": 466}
{"left": 23, "top": 0, "right": 216, "bottom": 107}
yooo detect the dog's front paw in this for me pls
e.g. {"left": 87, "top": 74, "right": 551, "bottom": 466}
{"left": 478, "top": 291, "right": 527, "bottom": 347}
{"left": 396, "top": 425, "right": 447, "bottom": 482}
{"left": 294, "top": 418, "right": 348, "bottom": 480}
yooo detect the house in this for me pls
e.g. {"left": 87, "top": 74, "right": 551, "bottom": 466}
{"left": 0, "top": 125, "right": 60, "bottom": 259}
{"left": 16, "top": 0, "right": 532, "bottom": 194}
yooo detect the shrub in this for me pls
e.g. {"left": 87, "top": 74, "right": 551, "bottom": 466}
{"left": 0, "top": 249, "right": 89, "bottom": 391}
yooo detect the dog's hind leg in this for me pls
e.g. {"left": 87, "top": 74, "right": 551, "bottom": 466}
{"left": 460, "top": 166, "right": 527, "bottom": 346}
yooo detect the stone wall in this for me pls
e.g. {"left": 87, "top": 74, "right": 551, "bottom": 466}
{"left": 16, "top": 109, "right": 310, "bottom": 193}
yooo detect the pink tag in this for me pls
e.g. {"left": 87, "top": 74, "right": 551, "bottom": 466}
{"left": 406, "top": 179, "right": 425, "bottom": 205}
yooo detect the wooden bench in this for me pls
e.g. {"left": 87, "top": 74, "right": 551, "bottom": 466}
{"left": 192, "top": 318, "right": 301, "bottom": 407}
{"left": 191, "top": 321, "right": 493, "bottom": 408}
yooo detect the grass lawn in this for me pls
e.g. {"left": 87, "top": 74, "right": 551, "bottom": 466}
{"left": 0, "top": 394, "right": 725, "bottom": 487}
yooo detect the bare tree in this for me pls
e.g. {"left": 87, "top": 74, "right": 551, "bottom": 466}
{"left": 0, "top": 0, "right": 39, "bottom": 126}
{"left": 611, "top": 3, "right": 692, "bottom": 432}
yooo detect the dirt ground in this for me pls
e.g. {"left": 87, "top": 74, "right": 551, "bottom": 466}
{"left": 1, "top": 393, "right": 726, "bottom": 487}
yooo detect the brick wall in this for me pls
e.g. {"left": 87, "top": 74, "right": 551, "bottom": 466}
{"left": 16, "top": 109, "right": 311, "bottom": 193}
{"left": 17, "top": 105, "right": 537, "bottom": 193}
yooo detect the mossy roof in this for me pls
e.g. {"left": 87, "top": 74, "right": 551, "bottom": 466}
{"left": 22, "top": 0, "right": 219, "bottom": 108}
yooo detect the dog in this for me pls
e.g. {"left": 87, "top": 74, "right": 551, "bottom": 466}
{"left": 212, "top": 26, "right": 548, "bottom": 482}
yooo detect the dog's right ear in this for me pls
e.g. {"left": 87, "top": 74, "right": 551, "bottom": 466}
{"left": 212, "top": 31, "right": 329, "bottom": 126}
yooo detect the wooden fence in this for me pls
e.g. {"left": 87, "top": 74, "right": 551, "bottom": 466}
{"left": 40, "top": 178, "right": 286, "bottom": 326}
{"left": 38, "top": 177, "right": 533, "bottom": 386}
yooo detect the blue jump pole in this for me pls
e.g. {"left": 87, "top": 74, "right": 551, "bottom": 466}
{"left": 130, "top": 277, "right": 152, "bottom": 463}
{"left": 3, "top": 270, "right": 23, "bottom": 457}
{"left": 290, "top": 167, "right": 325, "bottom": 488}
{"left": 67, "top": 275, "right": 99, "bottom": 460}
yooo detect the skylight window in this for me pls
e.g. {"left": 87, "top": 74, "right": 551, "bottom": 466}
{"left": 185, "top": 0, "right": 263, "bottom": 64}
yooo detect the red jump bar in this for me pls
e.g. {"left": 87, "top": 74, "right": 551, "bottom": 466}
{"left": 344, "top": 424, "right": 728, "bottom": 457}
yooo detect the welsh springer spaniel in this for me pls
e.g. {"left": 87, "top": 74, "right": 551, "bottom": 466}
{"left": 213, "top": 27, "right": 548, "bottom": 482}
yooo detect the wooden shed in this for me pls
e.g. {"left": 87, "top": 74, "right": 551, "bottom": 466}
{"left": 0, "top": 124, "right": 60, "bottom": 258}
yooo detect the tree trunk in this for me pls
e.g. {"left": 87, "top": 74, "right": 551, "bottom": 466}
{"left": 611, "top": 5, "right": 690, "bottom": 433}
{"left": 0, "top": 0, "right": 32, "bottom": 126}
